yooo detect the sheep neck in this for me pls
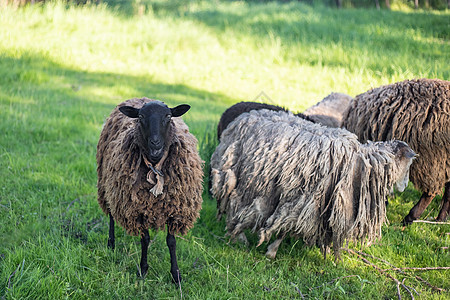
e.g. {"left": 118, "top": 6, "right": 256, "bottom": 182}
{"left": 142, "top": 150, "right": 169, "bottom": 197}
{"left": 143, "top": 155, "right": 164, "bottom": 177}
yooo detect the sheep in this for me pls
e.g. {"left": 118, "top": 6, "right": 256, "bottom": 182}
{"left": 216, "top": 93, "right": 352, "bottom": 140}
{"left": 97, "top": 97, "right": 203, "bottom": 284}
{"left": 210, "top": 109, "right": 415, "bottom": 259}
{"left": 303, "top": 92, "right": 353, "bottom": 127}
{"left": 216, "top": 101, "right": 313, "bottom": 140}
{"left": 342, "top": 78, "right": 450, "bottom": 225}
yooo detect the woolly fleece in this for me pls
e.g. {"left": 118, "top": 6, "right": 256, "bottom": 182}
{"left": 97, "top": 97, "right": 204, "bottom": 236}
{"left": 342, "top": 78, "right": 450, "bottom": 196}
{"left": 211, "top": 109, "right": 414, "bottom": 257}
{"left": 304, "top": 92, "right": 353, "bottom": 127}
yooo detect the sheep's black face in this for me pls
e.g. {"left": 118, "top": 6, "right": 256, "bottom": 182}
{"left": 119, "top": 101, "right": 190, "bottom": 164}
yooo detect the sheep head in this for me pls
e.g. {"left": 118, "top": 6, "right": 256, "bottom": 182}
{"left": 386, "top": 140, "right": 416, "bottom": 192}
{"left": 119, "top": 101, "right": 190, "bottom": 164}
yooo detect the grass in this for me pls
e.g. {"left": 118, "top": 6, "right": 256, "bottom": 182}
{"left": 0, "top": 1, "right": 449, "bottom": 299}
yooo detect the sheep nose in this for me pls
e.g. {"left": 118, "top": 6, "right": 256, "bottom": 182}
{"left": 149, "top": 137, "right": 162, "bottom": 148}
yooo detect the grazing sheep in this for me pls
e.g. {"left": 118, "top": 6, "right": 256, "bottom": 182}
{"left": 211, "top": 109, "right": 415, "bottom": 258}
{"left": 97, "top": 97, "right": 203, "bottom": 284}
{"left": 216, "top": 101, "right": 313, "bottom": 140}
{"left": 303, "top": 92, "right": 353, "bottom": 127}
{"left": 342, "top": 78, "right": 450, "bottom": 224}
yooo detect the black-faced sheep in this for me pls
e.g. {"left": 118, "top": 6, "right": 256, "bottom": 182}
{"left": 342, "top": 78, "right": 450, "bottom": 224}
{"left": 97, "top": 97, "right": 203, "bottom": 284}
{"left": 211, "top": 109, "right": 415, "bottom": 258}
{"left": 303, "top": 92, "right": 353, "bottom": 127}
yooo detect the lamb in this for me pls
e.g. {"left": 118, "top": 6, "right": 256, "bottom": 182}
{"left": 211, "top": 109, "right": 415, "bottom": 258}
{"left": 303, "top": 92, "right": 353, "bottom": 127}
{"left": 342, "top": 78, "right": 450, "bottom": 224}
{"left": 97, "top": 97, "right": 203, "bottom": 284}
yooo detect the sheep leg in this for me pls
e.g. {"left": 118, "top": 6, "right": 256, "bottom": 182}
{"left": 265, "top": 234, "right": 285, "bottom": 259}
{"left": 139, "top": 229, "right": 150, "bottom": 277}
{"left": 436, "top": 182, "right": 450, "bottom": 222}
{"left": 166, "top": 233, "right": 181, "bottom": 284}
{"left": 107, "top": 213, "right": 115, "bottom": 249}
{"left": 402, "top": 192, "right": 435, "bottom": 225}
{"left": 236, "top": 232, "right": 249, "bottom": 246}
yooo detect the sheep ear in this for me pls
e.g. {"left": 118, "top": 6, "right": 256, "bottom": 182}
{"left": 119, "top": 106, "right": 140, "bottom": 118}
{"left": 171, "top": 104, "right": 190, "bottom": 117}
{"left": 394, "top": 141, "right": 416, "bottom": 159}
{"left": 404, "top": 149, "right": 417, "bottom": 159}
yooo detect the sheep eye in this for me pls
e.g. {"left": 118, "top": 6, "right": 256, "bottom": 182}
{"left": 138, "top": 114, "right": 144, "bottom": 120}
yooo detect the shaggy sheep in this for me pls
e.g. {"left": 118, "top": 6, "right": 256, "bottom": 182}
{"left": 211, "top": 109, "right": 415, "bottom": 258}
{"left": 97, "top": 97, "right": 203, "bottom": 284}
{"left": 342, "top": 78, "right": 450, "bottom": 224}
{"left": 303, "top": 92, "right": 353, "bottom": 127}
{"left": 216, "top": 101, "right": 313, "bottom": 140}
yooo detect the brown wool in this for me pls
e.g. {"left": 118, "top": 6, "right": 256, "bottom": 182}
{"left": 97, "top": 98, "right": 204, "bottom": 236}
{"left": 342, "top": 78, "right": 450, "bottom": 197}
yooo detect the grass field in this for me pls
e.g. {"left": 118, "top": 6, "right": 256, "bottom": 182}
{"left": 0, "top": 1, "right": 449, "bottom": 299}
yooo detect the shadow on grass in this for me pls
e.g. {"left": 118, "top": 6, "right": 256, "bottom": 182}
{"left": 185, "top": 3, "right": 449, "bottom": 40}
{"left": 0, "top": 51, "right": 233, "bottom": 252}
{"left": 0, "top": 52, "right": 233, "bottom": 119}
{"left": 0, "top": 51, "right": 235, "bottom": 158}
{"left": 0, "top": 42, "right": 322, "bottom": 283}
{"left": 97, "top": 1, "right": 449, "bottom": 77}
{"left": 183, "top": 3, "right": 448, "bottom": 73}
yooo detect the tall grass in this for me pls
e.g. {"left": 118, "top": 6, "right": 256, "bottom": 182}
{"left": 0, "top": 1, "right": 449, "bottom": 299}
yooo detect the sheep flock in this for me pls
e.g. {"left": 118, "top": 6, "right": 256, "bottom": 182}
{"left": 95, "top": 78, "right": 449, "bottom": 284}
{"left": 211, "top": 109, "right": 415, "bottom": 258}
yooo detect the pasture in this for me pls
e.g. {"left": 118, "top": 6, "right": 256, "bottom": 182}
{"left": 0, "top": 1, "right": 449, "bottom": 299}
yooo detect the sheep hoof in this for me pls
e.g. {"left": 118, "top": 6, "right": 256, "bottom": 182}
{"left": 107, "top": 238, "right": 115, "bottom": 250}
{"left": 236, "top": 232, "right": 249, "bottom": 246}
{"left": 265, "top": 251, "right": 277, "bottom": 260}
{"left": 171, "top": 269, "right": 182, "bottom": 285}
{"left": 138, "top": 264, "right": 148, "bottom": 278}
{"left": 436, "top": 215, "right": 448, "bottom": 222}
{"left": 401, "top": 215, "right": 414, "bottom": 226}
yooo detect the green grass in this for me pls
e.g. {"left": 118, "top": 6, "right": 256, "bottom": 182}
{"left": 0, "top": 1, "right": 449, "bottom": 299}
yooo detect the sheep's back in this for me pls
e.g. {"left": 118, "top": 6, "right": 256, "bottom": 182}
{"left": 97, "top": 98, "right": 204, "bottom": 236}
{"left": 342, "top": 78, "right": 450, "bottom": 194}
{"left": 304, "top": 92, "right": 353, "bottom": 127}
{"left": 217, "top": 102, "right": 288, "bottom": 139}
